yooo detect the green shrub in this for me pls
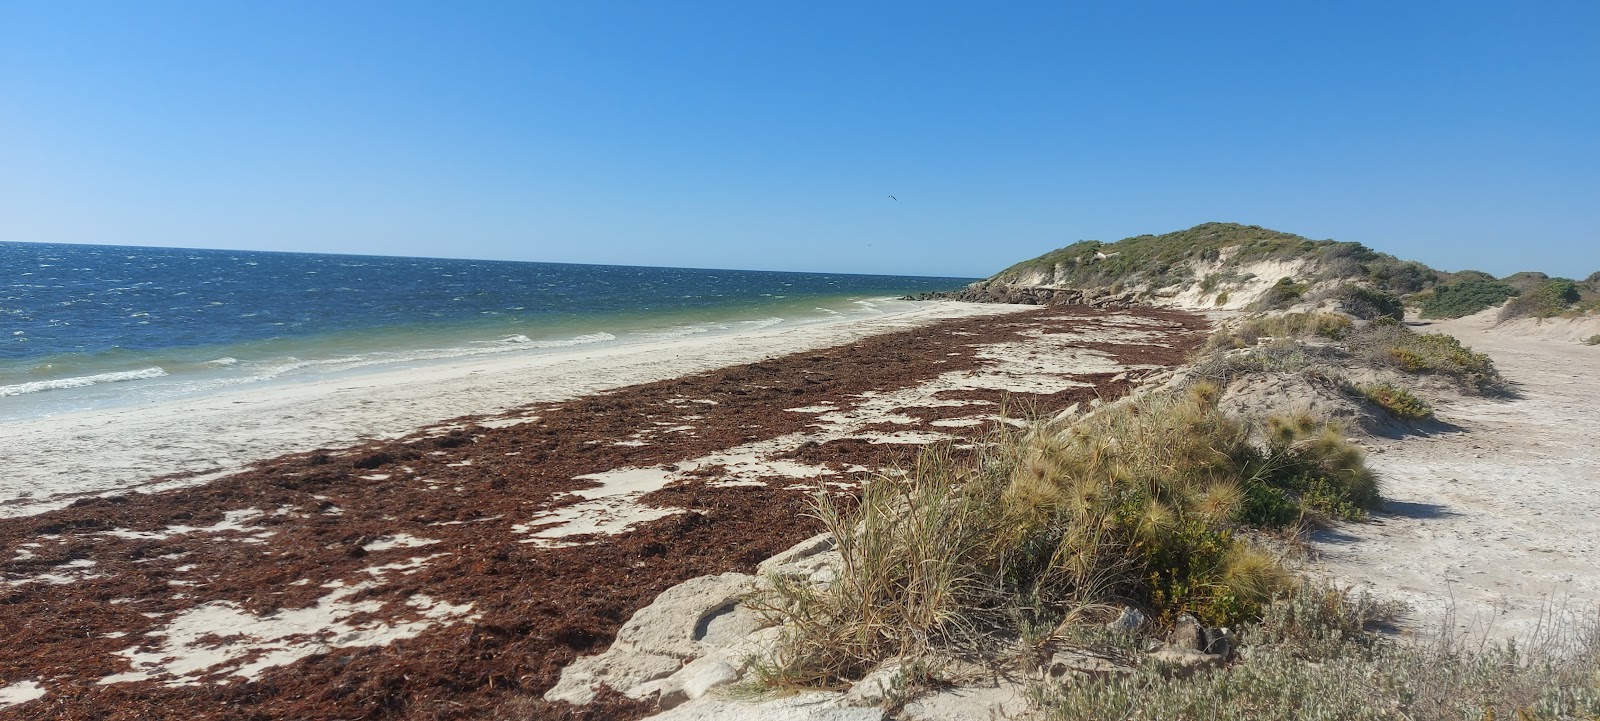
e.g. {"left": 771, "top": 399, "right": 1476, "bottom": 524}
{"left": 1213, "top": 291, "right": 1230, "bottom": 306}
{"left": 1420, "top": 279, "right": 1519, "bottom": 319}
{"left": 1358, "top": 382, "right": 1432, "bottom": 420}
{"left": 1354, "top": 325, "right": 1504, "bottom": 394}
{"left": 1366, "top": 259, "right": 1438, "bottom": 294}
{"left": 1499, "top": 279, "right": 1580, "bottom": 321}
{"left": 1584, "top": 334, "right": 1600, "bottom": 346}
{"left": 1327, "top": 284, "right": 1404, "bottom": 321}
{"left": 1252, "top": 277, "right": 1309, "bottom": 310}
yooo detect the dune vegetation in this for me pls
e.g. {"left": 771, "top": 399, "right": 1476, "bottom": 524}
{"left": 979, "top": 223, "right": 1599, "bottom": 322}
{"left": 745, "top": 279, "right": 1600, "bottom": 718}
{"left": 755, "top": 382, "right": 1377, "bottom": 689}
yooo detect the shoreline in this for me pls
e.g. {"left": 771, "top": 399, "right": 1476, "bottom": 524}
{"left": 0, "top": 303, "right": 1209, "bottom": 719}
{"left": 0, "top": 299, "right": 1022, "bottom": 517}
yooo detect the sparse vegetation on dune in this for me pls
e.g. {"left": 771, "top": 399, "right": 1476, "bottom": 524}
{"left": 1033, "top": 583, "right": 1600, "bottom": 721}
{"left": 749, "top": 234, "right": 1569, "bottom": 715}
{"left": 968, "top": 223, "right": 1599, "bottom": 320}
{"left": 1203, "top": 312, "right": 1352, "bottom": 351}
{"left": 755, "top": 383, "right": 1378, "bottom": 688}
{"left": 1200, "top": 309, "right": 1505, "bottom": 396}
{"left": 1353, "top": 321, "right": 1505, "bottom": 394}
{"left": 987, "top": 223, "right": 1442, "bottom": 297}
{"left": 1357, "top": 382, "right": 1433, "bottom": 420}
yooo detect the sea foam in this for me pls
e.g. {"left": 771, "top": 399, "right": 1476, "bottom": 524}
{"left": 0, "top": 367, "right": 169, "bottom": 397}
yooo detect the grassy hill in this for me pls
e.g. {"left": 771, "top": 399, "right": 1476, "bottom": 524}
{"left": 977, "top": 222, "right": 1598, "bottom": 320}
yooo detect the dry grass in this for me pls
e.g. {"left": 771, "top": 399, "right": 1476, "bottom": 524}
{"left": 753, "top": 384, "right": 1380, "bottom": 688}
{"left": 1032, "top": 583, "right": 1600, "bottom": 721}
{"left": 1204, "top": 312, "right": 1353, "bottom": 351}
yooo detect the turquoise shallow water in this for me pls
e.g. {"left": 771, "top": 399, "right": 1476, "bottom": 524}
{"left": 0, "top": 242, "right": 973, "bottom": 420}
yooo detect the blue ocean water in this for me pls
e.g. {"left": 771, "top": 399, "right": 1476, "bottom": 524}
{"left": 0, "top": 242, "right": 972, "bottom": 420}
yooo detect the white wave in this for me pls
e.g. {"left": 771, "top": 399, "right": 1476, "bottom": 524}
{"left": 203, "top": 357, "right": 240, "bottom": 367}
{"left": 736, "top": 317, "right": 786, "bottom": 331}
{"left": 532, "top": 332, "right": 616, "bottom": 348}
{"left": 239, "top": 332, "right": 622, "bottom": 382}
{"left": 636, "top": 324, "right": 716, "bottom": 341}
{"left": 0, "top": 367, "right": 169, "bottom": 397}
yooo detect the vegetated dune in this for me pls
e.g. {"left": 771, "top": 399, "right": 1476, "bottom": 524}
{"left": 927, "top": 221, "right": 1600, "bottom": 324}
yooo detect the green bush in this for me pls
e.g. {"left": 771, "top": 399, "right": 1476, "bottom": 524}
{"left": 1253, "top": 277, "right": 1309, "bottom": 310}
{"left": 1366, "top": 259, "right": 1438, "bottom": 294}
{"left": 1500, "top": 279, "right": 1581, "bottom": 321}
{"left": 1420, "top": 279, "right": 1519, "bottom": 319}
{"left": 1584, "top": 334, "right": 1600, "bottom": 346}
{"left": 1354, "top": 325, "right": 1504, "bottom": 394}
{"left": 1358, "top": 382, "right": 1432, "bottom": 420}
{"left": 1213, "top": 291, "right": 1230, "bottom": 306}
{"left": 1327, "top": 284, "right": 1404, "bottom": 321}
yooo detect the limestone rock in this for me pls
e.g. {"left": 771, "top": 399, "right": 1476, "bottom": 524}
{"left": 1106, "top": 606, "right": 1145, "bottom": 634}
{"left": 613, "top": 572, "right": 759, "bottom": 660}
{"left": 841, "top": 659, "right": 906, "bottom": 707}
{"left": 900, "top": 677, "right": 1032, "bottom": 721}
{"left": 758, "top": 532, "right": 840, "bottom": 585}
{"left": 545, "top": 651, "right": 682, "bottom": 705}
{"left": 544, "top": 572, "right": 760, "bottom": 705}
{"left": 1045, "top": 650, "right": 1133, "bottom": 679}
{"left": 1147, "top": 646, "right": 1223, "bottom": 678}
{"left": 648, "top": 691, "right": 883, "bottom": 721}
{"left": 1203, "top": 627, "right": 1231, "bottom": 659}
{"left": 1169, "top": 613, "right": 1206, "bottom": 652}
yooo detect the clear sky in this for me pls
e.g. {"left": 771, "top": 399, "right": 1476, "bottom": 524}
{"left": 2, "top": 1, "right": 1596, "bottom": 278}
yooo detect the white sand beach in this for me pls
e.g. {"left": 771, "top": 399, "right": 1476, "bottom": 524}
{"left": 0, "top": 300, "right": 1026, "bottom": 518}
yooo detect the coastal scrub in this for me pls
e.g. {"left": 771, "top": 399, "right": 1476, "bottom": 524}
{"left": 754, "top": 383, "right": 1379, "bottom": 688}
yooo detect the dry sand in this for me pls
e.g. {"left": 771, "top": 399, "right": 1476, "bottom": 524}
{"left": 0, "top": 300, "right": 1025, "bottom": 518}
{"left": 1311, "top": 310, "right": 1600, "bottom": 640}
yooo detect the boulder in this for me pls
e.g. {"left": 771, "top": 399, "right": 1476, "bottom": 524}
{"left": 1147, "top": 647, "right": 1224, "bottom": 678}
{"left": 543, "top": 572, "right": 761, "bottom": 705}
{"left": 1106, "top": 607, "right": 1145, "bottom": 634}
{"left": 1203, "top": 627, "right": 1232, "bottom": 659}
{"left": 841, "top": 659, "right": 908, "bottom": 707}
{"left": 1168, "top": 613, "right": 1206, "bottom": 652}
{"left": 1044, "top": 650, "right": 1133, "bottom": 680}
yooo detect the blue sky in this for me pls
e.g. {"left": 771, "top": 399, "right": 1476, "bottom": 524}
{"left": 2, "top": 1, "right": 1596, "bottom": 278}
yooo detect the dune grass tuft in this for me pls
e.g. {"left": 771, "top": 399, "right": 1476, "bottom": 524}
{"left": 754, "top": 384, "right": 1381, "bottom": 688}
{"left": 1357, "top": 382, "right": 1433, "bottom": 420}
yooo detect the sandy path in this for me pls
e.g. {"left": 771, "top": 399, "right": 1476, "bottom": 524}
{"left": 0, "top": 301, "right": 1025, "bottom": 518}
{"left": 1311, "top": 312, "right": 1600, "bottom": 640}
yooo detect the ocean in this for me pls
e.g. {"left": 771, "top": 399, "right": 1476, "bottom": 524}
{"left": 0, "top": 242, "right": 972, "bottom": 421}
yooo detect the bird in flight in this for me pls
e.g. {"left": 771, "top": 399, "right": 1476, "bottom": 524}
{"left": 887, "top": 195, "right": 898, "bottom": 201}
